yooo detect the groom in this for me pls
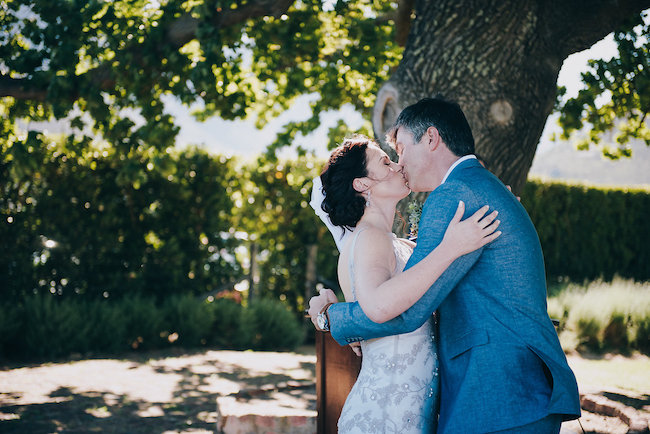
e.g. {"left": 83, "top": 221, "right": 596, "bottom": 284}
{"left": 309, "top": 97, "right": 581, "bottom": 433}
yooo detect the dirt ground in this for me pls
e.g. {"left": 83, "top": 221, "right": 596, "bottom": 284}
{"left": 0, "top": 348, "right": 316, "bottom": 433}
{"left": 0, "top": 348, "right": 647, "bottom": 433}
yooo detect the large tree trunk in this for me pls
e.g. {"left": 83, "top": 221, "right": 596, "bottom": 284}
{"left": 374, "top": 0, "right": 650, "bottom": 194}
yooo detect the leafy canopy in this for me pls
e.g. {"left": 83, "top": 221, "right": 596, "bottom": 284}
{"left": 556, "top": 12, "right": 650, "bottom": 158}
{"left": 1, "top": 0, "right": 648, "bottom": 165}
{"left": 0, "top": 0, "right": 399, "bottom": 170}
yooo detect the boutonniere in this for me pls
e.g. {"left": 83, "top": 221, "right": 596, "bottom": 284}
{"left": 408, "top": 200, "right": 423, "bottom": 239}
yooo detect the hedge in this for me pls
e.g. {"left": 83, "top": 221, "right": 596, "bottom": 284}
{"left": 0, "top": 294, "right": 306, "bottom": 362}
{"left": 0, "top": 146, "right": 242, "bottom": 302}
{"left": 522, "top": 179, "right": 650, "bottom": 282}
{"left": 4, "top": 142, "right": 648, "bottom": 311}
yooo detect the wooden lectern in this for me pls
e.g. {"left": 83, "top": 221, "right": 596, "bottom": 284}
{"left": 315, "top": 331, "right": 362, "bottom": 434}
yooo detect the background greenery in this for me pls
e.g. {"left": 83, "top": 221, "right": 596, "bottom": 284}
{"left": 548, "top": 279, "right": 650, "bottom": 354}
{"left": 1, "top": 139, "right": 648, "bottom": 361}
{"left": 2, "top": 1, "right": 647, "bottom": 193}
{"left": 0, "top": 294, "right": 305, "bottom": 360}
{"left": 1, "top": 136, "right": 242, "bottom": 301}
{"left": 523, "top": 179, "right": 650, "bottom": 282}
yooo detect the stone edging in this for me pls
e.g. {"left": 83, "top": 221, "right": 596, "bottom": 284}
{"left": 217, "top": 386, "right": 650, "bottom": 434}
{"left": 580, "top": 393, "right": 649, "bottom": 433}
{"left": 216, "top": 381, "right": 317, "bottom": 434}
{"left": 229, "top": 380, "right": 314, "bottom": 399}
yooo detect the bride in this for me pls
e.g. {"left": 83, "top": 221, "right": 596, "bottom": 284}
{"left": 310, "top": 135, "right": 501, "bottom": 433}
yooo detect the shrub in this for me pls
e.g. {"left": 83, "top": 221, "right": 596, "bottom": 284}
{"left": 239, "top": 299, "right": 305, "bottom": 351}
{"left": 1, "top": 146, "right": 242, "bottom": 303}
{"left": 602, "top": 310, "right": 629, "bottom": 352}
{"left": 79, "top": 300, "right": 128, "bottom": 354}
{"left": 20, "top": 295, "right": 88, "bottom": 359}
{"left": 633, "top": 316, "right": 650, "bottom": 354}
{"left": 569, "top": 303, "right": 605, "bottom": 352}
{"left": 0, "top": 301, "right": 25, "bottom": 358}
{"left": 0, "top": 291, "right": 310, "bottom": 363}
{"left": 629, "top": 296, "right": 650, "bottom": 354}
{"left": 121, "top": 295, "right": 165, "bottom": 351}
{"left": 557, "top": 330, "right": 581, "bottom": 353}
{"left": 209, "top": 297, "right": 244, "bottom": 349}
{"left": 550, "top": 279, "right": 650, "bottom": 354}
{"left": 162, "top": 294, "right": 215, "bottom": 347}
{"left": 546, "top": 297, "right": 568, "bottom": 329}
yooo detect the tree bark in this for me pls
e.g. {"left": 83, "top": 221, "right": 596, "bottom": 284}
{"left": 304, "top": 243, "right": 318, "bottom": 306}
{"left": 373, "top": 0, "right": 650, "bottom": 193}
{"left": 248, "top": 241, "right": 259, "bottom": 303}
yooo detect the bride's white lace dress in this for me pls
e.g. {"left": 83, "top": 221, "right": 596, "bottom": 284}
{"left": 338, "top": 230, "right": 440, "bottom": 433}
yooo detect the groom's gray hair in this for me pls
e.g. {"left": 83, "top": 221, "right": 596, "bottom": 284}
{"left": 385, "top": 96, "right": 475, "bottom": 157}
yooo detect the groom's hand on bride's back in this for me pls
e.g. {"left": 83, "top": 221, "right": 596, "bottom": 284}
{"left": 308, "top": 288, "right": 338, "bottom": 330}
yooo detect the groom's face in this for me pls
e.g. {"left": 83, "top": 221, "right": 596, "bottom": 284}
{"left": 394, "top": 127, "right": 431, "bottom": 192}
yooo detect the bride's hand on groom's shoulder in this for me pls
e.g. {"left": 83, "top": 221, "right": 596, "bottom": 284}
{"left": 441, "top": 201, "right": 502, "bottom": 257}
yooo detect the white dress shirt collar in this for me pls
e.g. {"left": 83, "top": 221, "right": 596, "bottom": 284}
{"left": 441, "top": 154, "right": 477, "bottom": 184}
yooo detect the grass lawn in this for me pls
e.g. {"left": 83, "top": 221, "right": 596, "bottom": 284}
{"left": 567, "top": 353, "right": 650, "bottom": 397}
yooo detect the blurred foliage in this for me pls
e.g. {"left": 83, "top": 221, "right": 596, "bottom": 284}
{"left": 0, "top": 0, "right": 390, "bottom": 312}
{"left": 163, "top": 293, "right": 216, "bottom": 347}
{"left": 0, "top": 137, "right": 242, "bottom": 300}
{"left": 547, "top": 279, "right": 650, "bottom": 354}
{"left": 234, "top": 155, "right": 338, "bottom": 314}
{"left": 0, "top": 294, "right": 305, "bottom": 361}
{"left": 0, "top": 134, "right": 339, "bottom": 316}
{"left": 3, "top": 0, "right": 646, "bottom": 162}
{"left": 522, "top": 179, "right": 650, "bottom": 282}
{"left": 556, "top": 12, "right": 650, "bottom": 158}
{"left": 2, "top": 137, "right": 649, "bottom": 311}
{"left": 0, "top": 0, "right": 399, "bottom": 161}
{"left": 2, "top": 0, "right": 648, "bottom": 360}
{"left": 239, "top": 298, "right": 306, "bottom": 350}
{"left": 2, "top": 138, "right": 649, "bottom": 359}
{"left": 2, "top": 278, "right": 647, "bottom": 362}
{"left": 210, "top": 296, "right": 245, "bottom": 348}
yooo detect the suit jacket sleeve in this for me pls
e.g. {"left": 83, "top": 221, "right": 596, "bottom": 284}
{"left": 329, "top": 181, "right": 486, "bottom": 346}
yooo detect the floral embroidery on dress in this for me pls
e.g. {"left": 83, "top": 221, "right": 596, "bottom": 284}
{"left": 338, "top": 233, "right": 439, "bottom": 433}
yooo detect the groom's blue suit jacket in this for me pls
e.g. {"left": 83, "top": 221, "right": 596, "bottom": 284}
{"left": 328, "top": 158, "right": 581, "bottom": 433}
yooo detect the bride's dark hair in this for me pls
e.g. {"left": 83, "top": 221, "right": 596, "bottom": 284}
{"left": 320, "top": 136, "right": 374, "bottom": 231}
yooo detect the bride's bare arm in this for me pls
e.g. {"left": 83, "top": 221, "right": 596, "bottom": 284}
{"left": 354, "top": 201, "right": 500, "bottom": 323}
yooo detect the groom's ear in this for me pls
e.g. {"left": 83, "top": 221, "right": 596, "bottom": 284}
{"left": 352, "top": 178, "right": 369, "bottom": 193}
{"left": 425, "top": 126, "right": 441, "bottom": 151}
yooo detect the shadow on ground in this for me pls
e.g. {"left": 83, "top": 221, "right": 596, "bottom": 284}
{"left": 0, "top": 348, "right": 316, "bottom": 434}
{"left": 1, "top": 387, "right": 211, "bottom": 434}
{"left": 602, "top": 391, "right": 650, "bottom": 412}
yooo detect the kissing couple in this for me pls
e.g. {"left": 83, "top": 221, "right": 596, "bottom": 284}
{"left": 308, "top": 97, "right": 581, "bottom": 433}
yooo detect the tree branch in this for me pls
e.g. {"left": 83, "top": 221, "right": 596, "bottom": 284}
{"left": 0, "top": 65, "right": 114, "bottom": 101}
{"left": 167, "top": 0, "right": 295, "bottom": 48}
{"left": 0, "top": 75, "right": 47, "bottom": 101}
{"left": 375, "top": 0, "right": 415, "bottom": 47}
{"left": 395, "top": 0, "right": 415, "bottom": 47}
{"left": 543, "top": 0, "right": 650, "bottom": 58}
